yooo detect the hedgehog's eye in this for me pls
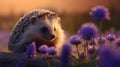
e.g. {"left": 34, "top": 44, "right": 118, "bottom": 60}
{"left": 54, "top": 27, "right": 56, "bottom": 31}
{"left": 41, "top": 27, "right": 48, "bottom": 33}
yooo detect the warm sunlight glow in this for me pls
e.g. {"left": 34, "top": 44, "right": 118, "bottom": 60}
{"left": 0, "top": 0, "right": 119, "bottom": 15}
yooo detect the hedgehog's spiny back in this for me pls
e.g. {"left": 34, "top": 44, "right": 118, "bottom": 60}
{"left": 8, "top": 9, "right": 57, "bottom": 45}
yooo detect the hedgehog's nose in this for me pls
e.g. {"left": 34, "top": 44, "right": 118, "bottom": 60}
{"left": 50, "top": 34, "right": 55, "bottom": 39}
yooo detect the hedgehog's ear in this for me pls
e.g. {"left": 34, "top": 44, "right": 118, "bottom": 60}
{"left": 30, "top": 16, "right": 38, "bottom": 24}
{"left": 58, "top": 18, "right": 62, "bottom": 24}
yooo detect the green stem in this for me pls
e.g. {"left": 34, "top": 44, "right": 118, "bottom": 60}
{"left": 84, "top": 40, "right": 88, "bottom": 56}
{"left": 99, "top": 21, "right": 103, "bottom": 46}
{"left": 76, "top": 45, "right": 80, "bottom": 60}
{"left": 45, "top": 55, "right": 51, "bottom": 67}
{"left": 84, "top": 46, "right": 86, "bottom": 54}
{"left": 99, "top": 21, "right": 103, "bottom": 34}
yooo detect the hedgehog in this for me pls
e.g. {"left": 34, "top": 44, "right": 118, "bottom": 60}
{"left": 8, "top": 9, "right": 65, "bottom": 53}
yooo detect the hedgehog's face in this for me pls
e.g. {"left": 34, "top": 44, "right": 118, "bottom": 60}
{"left": 29, "top": 14, "right": 60, "bottom": 42}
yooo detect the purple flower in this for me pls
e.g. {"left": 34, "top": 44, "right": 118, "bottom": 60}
{"left": 98, "top": 36, "right": 106, "bottom": 44}
{"left": 106, "top": 34, "right": 115, "bottom": 41}
{"left": 88, "top": 46, "right": 95, "bottom": 54}
{"left": 116, "top": 31, "right": 120, "bottom": 38}
{"left": 115, "top": 38, "right": 120, "bottom": 47}
{"left": 60, "top": 43, "right": 72, "bottom": 67}
{"left": 90, "top": 5, "right": 110, "bottom": 20}
{"left": 15, "top": 60, "right": 24, "bottom": 67}
{"left": 38, "top": 45, "right": 48, "bottom": 54}
{"left": 78, "top": 23, "right": 98, "bottom": 40}
{"left": 70, "top": 35, "right": 82, "bottom": 45}
{"left": 48, "top": 47, "right": 57, "bottom": 55}
{"left": 79, "top": 52, "right": 85, "bottom": 59}
{"left": 98, "top": 45, "right": 120, "bottom": 67}
{"left": 26, "top": 42, "right": 36, "bottom": 58}
{"left": 89, "top": 39, "right": 96, "bottom": 46}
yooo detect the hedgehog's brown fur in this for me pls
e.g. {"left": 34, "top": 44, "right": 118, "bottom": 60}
{"left": 8, "top": 9, "right": 65, "bottom": 53}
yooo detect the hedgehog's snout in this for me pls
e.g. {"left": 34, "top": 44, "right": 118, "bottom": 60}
{"left": 50, "top": 34, "right": 55, "bottom": 39}
{"left": 48, "top": 34, "right": 55, "bottom": 41}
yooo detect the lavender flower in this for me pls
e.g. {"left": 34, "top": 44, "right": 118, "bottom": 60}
{"left": 90, "top": 5, "right": 110, "bottom": 20}
{"left": 48, "top": 47, "right": 57, "bottom": 55}
{"left": 70, "top": 35, "right": 82, "bottom": 45}
{"left": 106, "top": 34, "right": 115, "bottom": 41}
{"left": 79, "top": 52, "right": 85, "bottom": 59}
{"left": 78, "top": 23, "right": 98, "bottom": 40}
{"left": 38, "top": 45, "right": 48, "bottom": 54}
{"left": 98, "top": 36, "right": 106, "bottom": 44}
{"left": 15, "top": 60, "right": 24, "bottom": 67}
{"left": 89, "top": 39, "right": 96, "bottom": 46}
{"left": 115, "top": 38, "right": 120, "bottom": 47}
{"left": 60, "top": 43, "right": 72, "bottom": 67}
{"left": 26, "top": 42, "right": 36, "bottom": 58}
{"left": 88, "top": 47, "right": 95, "bottom": 54}
{"left": 98, "top": 45, "right": 120, "bottom": 67}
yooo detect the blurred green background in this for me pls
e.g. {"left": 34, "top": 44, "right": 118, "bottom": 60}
{"left": 0, "top": 0, "right": 120, "bottom": 52}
